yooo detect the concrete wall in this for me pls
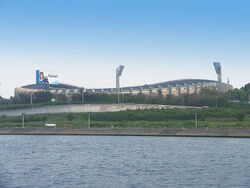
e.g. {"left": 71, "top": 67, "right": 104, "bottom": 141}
{"left": 1, "top": 127, "right": 250, "bottom": 137}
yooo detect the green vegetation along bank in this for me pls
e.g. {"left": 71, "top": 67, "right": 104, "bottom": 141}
{"left": 0, "top": 106, "right": 249, "bottom": 129}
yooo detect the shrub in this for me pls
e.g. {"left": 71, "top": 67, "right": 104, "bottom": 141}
{"left": 201, "top": 114, "right": 206, "bottom": 121}
{"left": 236, "top": 113, "right": 245, "bottom": 121}
{"left": 183, "top": 120, "right": 194, "bottom": 127}
{"left": 67, "top": 114, "right": 74, "bottom": 122}
{"left": 42, "top": 115, "right": 47, "bottom": 122}
{"left": 25, "top": 116, "right": 42, "bottom": 122}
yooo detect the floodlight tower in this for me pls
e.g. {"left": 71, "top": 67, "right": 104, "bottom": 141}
{"left": 116, "top": 65, "right": 124, "bottom": 103}
{"left": 213, "top": 62, "right": 222, "bottom": 92}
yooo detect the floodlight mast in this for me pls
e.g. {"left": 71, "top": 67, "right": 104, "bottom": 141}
{"left": 213, "top": 62, "right": 222, "bottom": 92}
{"left": 116, "top": 65, "right": 124, "bottom": 103}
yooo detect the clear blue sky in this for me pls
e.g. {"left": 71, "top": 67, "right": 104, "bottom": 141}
{"left": 0, "top": 0, "right": 250, "bottom": 97}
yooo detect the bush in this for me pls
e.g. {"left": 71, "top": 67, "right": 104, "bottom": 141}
{"left": 42, "top": 115, "right": 47, "bottom": 122}
{"left": 201, "top": 114, "right": 206, "bottom": 121}
{"left": 25, "top": 116, "right": 42, "bottom": 122}
{"left": 67, "top": 114, "right": 74, "bottom": 122}
{"left": 236, "top": 113, "right": 246, "bottom": 121}
{"left": 183, "top": 120, "right": 194, "bottom": 127}
{"left": 33, "top": 91, "right": 52, "bottom": 103}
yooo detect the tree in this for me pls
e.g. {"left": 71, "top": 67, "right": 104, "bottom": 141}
{"left": 241, "top": 83, "right": 250, "bottom": 94}
{"left": 67, "top": 113, "right": 74, "bottom": 123}
{"left": 0, "top": 96, "right": 6, "bottom": 105}
{"left": 56, "top": 94, "right": 67, "bottom": 102}
{"left": 42, "top": 115, "right": 47, "bottom": 122}
{"left": 236, "top": 112, "right": 245, "bottom": 121}
{"left": 201, "top": 113, "right": 206, "bottom": 121}
{"left": 227, "top": 84, "right": 250, "bottom": 102}
{"left": 33, "top": 91, "right": 52, "bottom": 103}
{"left": 12, "top": 93, "right": 30, "bottom": 104}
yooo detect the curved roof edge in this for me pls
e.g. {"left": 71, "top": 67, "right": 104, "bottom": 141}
{"left": 18, "top": 79, "right": 228, "bottom": 92}
{"left": 21, "top": 83, "right": 80, "bottom": 90}
{"left": 120, "top": 79, "right": 217, "bottom": 90}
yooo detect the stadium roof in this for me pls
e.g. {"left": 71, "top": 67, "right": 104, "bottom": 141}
{"left": 21, "top": 83, "right": 80, "bottom": 90}
{"left": 114, "top": 79, "right": 216, "bottom": 90}
{"left": 20, "top": 79, "right": 217, "bottom": 92}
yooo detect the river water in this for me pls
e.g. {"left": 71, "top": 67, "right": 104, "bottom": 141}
{"left": 0, "top": 135, "right": 249, "bottom": 188}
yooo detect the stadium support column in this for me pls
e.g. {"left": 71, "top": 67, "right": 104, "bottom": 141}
{"left": 30, "top": 92, "right": 33, "bottom": 109}
{"left": 149, "top": 87, "right": 153, "bottom": 96}
{"left": 194, "top": 84, "right": 198, "bottom": 94}
{"left": 168, "top": 86, "right": 172, "bottom": 95}
{"left": 116, "top": 65, "right": 124, "bottom": 103}
{"left": 81, "top": 87, "right": 84, "bottom": 103}
{"left": 197, "top": 83, "right": 201, "bottom": 93}
{"left": 130, "top": 88, "right": 133, "bottom": 95}
{"left": 201, "top": 82, "right": 204, "bottom": 90}
{"left": 177, "top": 85, "right": 181, "bottom": 96}
{"left": 139, "top": 87, "right": 143, "bottom": 94}
{"left": 186, "top": 84, "right": 190, "bottom": 95}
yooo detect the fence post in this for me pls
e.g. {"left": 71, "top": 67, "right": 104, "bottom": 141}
{"left": 22, "top": 113, "right": 25, "bottom": 128}
{"left": 88, "top": 112, "right": 90, "bottom": 128}
{"left": 195, "top": 111, "right": 198, "bottom": 128}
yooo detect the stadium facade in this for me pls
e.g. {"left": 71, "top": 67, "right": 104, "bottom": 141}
{"left": 15, "top": 79, "right": 233, "bottom": 97}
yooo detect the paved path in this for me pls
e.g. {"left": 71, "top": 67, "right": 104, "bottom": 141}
{"left": 0, "top": 104, "right": 201, "bottom": 117}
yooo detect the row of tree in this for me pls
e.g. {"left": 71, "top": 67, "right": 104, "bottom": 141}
{"left": 227, "top": 83, "right": 250, "bottom": 102}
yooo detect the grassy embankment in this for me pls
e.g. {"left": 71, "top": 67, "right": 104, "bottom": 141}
{"left": 0, "top": 103, "right": 249, "bottom": 128}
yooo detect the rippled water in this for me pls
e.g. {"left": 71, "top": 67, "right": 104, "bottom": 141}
{"left": 0, "top": 135, "right": 250, "bottom": 188}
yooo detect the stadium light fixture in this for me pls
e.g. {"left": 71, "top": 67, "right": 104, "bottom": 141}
{"left": 213, "top": 62, "right": 221, "bottom": 75}
{"left": 213, "top": 62, "right": 222, "bottom": 92}
{"left": 116, "top": 65, "right": 125, "bottom": 103}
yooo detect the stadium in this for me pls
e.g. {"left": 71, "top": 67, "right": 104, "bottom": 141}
{"left": 14, "top": 64, "right": 233, "bottom": 97}
{"left": 15, "top": 79, "right": 232, "bottom": 97}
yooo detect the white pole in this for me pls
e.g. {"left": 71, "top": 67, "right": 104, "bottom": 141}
{"left": 30, "top": 92, "right": 33, "bottom": 105}
{"left": 195, "top": 111, "right": 198, "bottom": 128}
{"left": 88, "top": 112, "right": 90, "bottom": 128}
{"left": 22, "top": 113, "right": 25, "bottom": 128}
{"left": 82, "top": 87, "right": 84, "bottom": 103}
{"left": 215, "top": 96, "right": 218, "bottom": 108}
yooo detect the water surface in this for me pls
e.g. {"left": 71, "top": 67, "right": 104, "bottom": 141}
{"left": 0, "top": 135, "right": 249, "bottom": 187}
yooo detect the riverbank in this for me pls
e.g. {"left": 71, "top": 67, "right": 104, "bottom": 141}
{"left": 1, "top": 127, "right": 250, "bottom": 137}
